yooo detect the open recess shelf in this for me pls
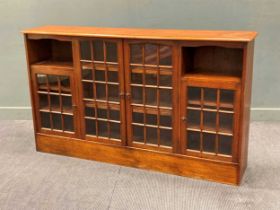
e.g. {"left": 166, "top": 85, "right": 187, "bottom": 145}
{"left": 23, "top": 25, "right": 257, "bottom": 185}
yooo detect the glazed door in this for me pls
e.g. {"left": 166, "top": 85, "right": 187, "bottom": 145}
{"left": 32, "top": 69, "right": 79, "bottom": 138}
{"left": 180, "top": 77, "right": 241, "bottom": 162}
{"left": 124, "top": 40, "right": 178, "bottom": 152}
{"left": 78, "top": 39, "right": 126, "bottom": 145}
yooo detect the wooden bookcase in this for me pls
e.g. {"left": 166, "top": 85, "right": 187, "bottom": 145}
{"left": 23, "top": 26, "right": 257, "bottom": 185}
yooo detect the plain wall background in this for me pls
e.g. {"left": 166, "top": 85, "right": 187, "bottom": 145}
{"left": 0, "top": 0, "right": 279, "bottom": 120}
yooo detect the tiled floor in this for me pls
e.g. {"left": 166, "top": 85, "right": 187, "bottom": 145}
{"left": 0, "top": 121, "right": 280, "bottom": 210}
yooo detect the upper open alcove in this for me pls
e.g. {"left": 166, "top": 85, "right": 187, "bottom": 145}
{"left": 182, "top": 46, "right": 243, "bottom": 78}
{"left": 27, "top": 39, "right": 73, "bottom": 68}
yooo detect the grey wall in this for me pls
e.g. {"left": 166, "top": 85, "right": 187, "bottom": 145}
{"left": 0, "top": 0, "right": 280, "bottom": 120}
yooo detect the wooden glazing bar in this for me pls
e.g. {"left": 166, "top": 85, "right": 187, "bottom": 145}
{"left": 200, "top": 88, "right": 204, "bottom": 154}
{"left": 216, "top": 89, "right": 221, "bottom": 155}
{"left": 156, "top": 45, "right": 160, "bottom": 146}
{"left": 57, "top": 76, "right": 64, "bottom": 132}
{"left": 142, "top": 44, "right": 147, "bottom": 144}
{"left": 46, "top": 74, "right": 54, "bottom": 130}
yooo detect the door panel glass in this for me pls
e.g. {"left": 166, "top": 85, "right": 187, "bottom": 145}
{"left": 129, "top": 43, "right": 173, "bottom": 149}
{"left": 36, "top": 73, "right": 75, "bottom": 134}
{"left": 80, "top": 40, "right": 122, "bottom": 142}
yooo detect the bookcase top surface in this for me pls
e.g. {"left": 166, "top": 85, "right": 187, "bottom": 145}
{"left": 23, "top": 25, "right": 257, "bottom": 42}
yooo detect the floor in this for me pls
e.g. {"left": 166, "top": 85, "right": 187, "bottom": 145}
{"left": 0, "top": 121, "right": 279, "bottom": 210}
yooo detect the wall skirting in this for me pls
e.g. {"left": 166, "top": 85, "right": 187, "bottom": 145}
{"left": 0, "top": 107, "right": 279, "bottom": 121}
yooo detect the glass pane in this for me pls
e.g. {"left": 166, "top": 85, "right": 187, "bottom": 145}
{"left": 95, "top": 70, "right": 105, "bottom": 81}
{"left": 160, "top": 114, "right": 172, "bottom": 127}
{"left": 80, "top": 41, "right": 91, "bottom": 60}
{"left": 146, "top": 127, "right": 157, "bottom": 145}
{"left": 159, "top": 75, "right": 172, "bottom": 87}
{"left": 146, "top": 113, "right": 157, "bottom": 125}
{"left": 82, "top": 69, "right": 92, "bottom": 80}
{"left": 110, "top": 122, "right": 120, "bottom": 139}
{"left": 86, "top": 119, "right": 96, "bottom": 135}
{"left": 48, "top": 75, "right": 59, "bottom": 93}
{"left": 145, "top": 44, "right": 157, "bottom": 65}
{"left": 97, "top": 108, "right": 107, "bottom": 119}
{"left": 133, "top": 125, "right": 144, "bottom": 142}
{"left": 160, "top": 129, "right": 172, "bottom": 147}
{"left": 187, "top": 131, "right": 200, "bottom": 150}
{"left": 64, "top": 115, "right": 74, "bottom": 132}
{"left": 187, "top": 110, "right": 200, "bottom": 129}
{"left": 159, "top": 46, "right": 172, "bottom": 66}
{"left": 204, "top": 88, "right": 217, "bottom": 107}
{"left": 110, "top": 109, "right": 120, "bottom": 121}
{"left": 203, "top": 133, "right": 216, "bottom": 153}
{"left": 106, "top": 42, "right": 117, "bottom": 62}
{"left": 37, "top": 74, "right": 48, "bottom": 91}
{"left": 60, "top": 76, "right": 71, "bottom": 93}
{"left": 40, "top": 112, "right": 50, "bottom": 128}
{"left": 97, "top": 120, "right": 108, "bottom": 138}
{"left": 108, "top": 71, "right": 118, "bottom": 83}
{"left": 203, "top": 111, "right": 216, "bottom": 131}
{"left": 219, "top": 135, "right": 232, "bottom": 155}
{"left": 130, "top": 44, "right": 142, "bottom": 64}
{"left": 146, "top": 88, "right": 157, "bottom": 106}
{"left": 50, "top": 95, "right": 60, "bottom": 111}
{"left": 96, "top": 84, "right": 106, "bottom": 100}
{"left": 85, "top": 106, "right": 95, "bottom": 117}
{"left": 160, "top": 89, "right": 172, "bottom": 107}
{"left": 219, "top": 113, "right": 233, "bottom": 133}
{"left": 131, "top": 73, "right": 142, "bottom": 84}
{"left": 62, "top": 96, "right": 72, "bottom": 113}
{"left": 108, "top": 85, "right": 119, "bottom": 102}
{"left": 146, "top": 72, "right": 157, "bottom": 85}
{"left": 132, "top": 87, "right": 143, "bottom": 104}
{"left": 132, "top": 112, "right": 144, "bottom": 123}
{"left": 52, "top": 113, "right": 62, "bottom": 130}
{"left": 83, "top": 82, "right": 93, "bottom": 99}
{"left": 39, "top": 94, "right": 48, "bottom": 109}
{"left": 220, "top": 90, "right": 234, "bottom": 107}
{"left": 188, "top": 87, "right": 201, "bottom": 105}
{"left": 93, "top": 40, "right": 104, "bottom": 61}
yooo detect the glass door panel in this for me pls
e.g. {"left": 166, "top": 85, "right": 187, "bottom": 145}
{"left": 79, "top": 39, "right": 125, "bottom": 145}
{"left": 34, "top": 72, "right": 77, "bottom": 137}
{"left": 182, "top": 82, "right": 239, "bottom": 161}
{"left": 125, "top": 41, "right": 174, "bottom": 151}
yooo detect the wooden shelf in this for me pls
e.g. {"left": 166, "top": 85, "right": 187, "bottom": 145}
{"left": 31, "top": 60, "right": 73, "bottom": 71}
{"left": 183, "top": 71, "right": 241, "bottom": 83}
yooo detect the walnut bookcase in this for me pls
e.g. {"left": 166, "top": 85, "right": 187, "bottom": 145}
{"left": 23, "top": 26, "right": 257, "bottom": 185}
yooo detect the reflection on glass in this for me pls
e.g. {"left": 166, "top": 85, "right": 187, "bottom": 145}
{"left": 110, "top": 122, "right": 120, "bottom": 139}
{"left": 133, "top": 125, "right": 144, "bottom": 142}
{"left": 64, "top": 115, "right": 74, "bottom": 132}
{"left": 108, "top": 85, "right": 119, "bottom": 102}
{"left": 203, "top": 111, "right": 216, "bottom": 131}
{"left": 97, "top": 120, "right": 108, "bottom": 137}
{"left": 83, "top": 82, "right": 93, "bottom": 99}
{"left": 48, "top": 75, "right": 59, "bottom": 93}
{"left": 204, "top": 88, "right": 216, "bottom": 107}
{"left": 159, "top": 46, "right": 172, "bottom": 66}
{"left": 60, "top": 76, "right": 71, "bottom": 93}
{"left": 160, "top": 89, "right": 172, "bottom": 107}
{"left": 146, "top": 127, "right": 157, "bottom": 145}
{"left": 86, "top": 119, "right": 96, "bottom": 135}
{"left": 219, "top": 135, "right": 232, "bottom": 155}
{"left": 93, "top": 40, "right": 104, "bottom": 61}
{"left": 97, "top": 108, "right": 107, "bottom": 119}
{"left": 40, "top": 112, "right": 50, "bottom": 128}
{"left": 132, "top": 112, "right": 144, "bottom": 123}
{"left": 159, "top": 74, "right": 172, "bottom": 87}
{"left": 106, "top": 42, "right": 117, "bottom": 62}
{"left": 160, "top": 129, "right": 172, "bottom": 147}
{"left": 187, "top": 110, "right": 200, "bottom": 129}
{"left": 132, "top": 87, "right": 143, "bottom": 104}
{"left": 131, "top": 73, "right": 142, "bottom": 84}
{"left": 95, "top": 70, "right": 105, "bottom": 81}
{"left": 130, "top": 44, "right": 142, "bottom": 64}
{"left": 187, "top": 131, "right": 200, "bottom": 150}
{"left": 37, "top": 74, "right": 48, "bottom": 91}
{"left": 110, "top": 109, "right": 120, "bottom": 121}
{"left": 146, "top": 113, "right": 157, "bottom": 125}
{"left": 146, "top": 73, "right": 157, "bottom": 85}
{"left": 82, "top": 69, "right": 92, "bottom": 80}
{"left": 160, "top": 115, "right": 172, "bottom": 127}
{"left": 85, "top": 106, "right": 95, "bottom": 117}
{"left": 52, "top": 113, "right": 62, "bottom": 130}
{"left": 219, "top": 113, "right": 233, "bottom": 133}
{"left": 188, "top": 87, "right": 201, "bottom": 104}
{"left": 108, "top": 71, "right": 118, "bottom": 83}
{"left": 62, "top": 96, "right": 72, "bottom": 113}
{"left": 96, "top": 84, "right": 106, "bottom": 100}
{"left": 50, "top": 95, "right": 60, "bottom": 111}
{"left": 39, "top": 94, "right": 48, "bottom": 109}
{"left": 145, "top": 44, "right": 157, "bottom": 65}
{"left": 146, "top": 88, "right": 157, "bottom": 106}
{"left": 203, "top": 133, "right": 215, "bottom": 153}
{"left": 220, "top": 89, "right": 234, "bottom": 107}
{"left": 80, "top": 41, "right": 91, "bottom": 60}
